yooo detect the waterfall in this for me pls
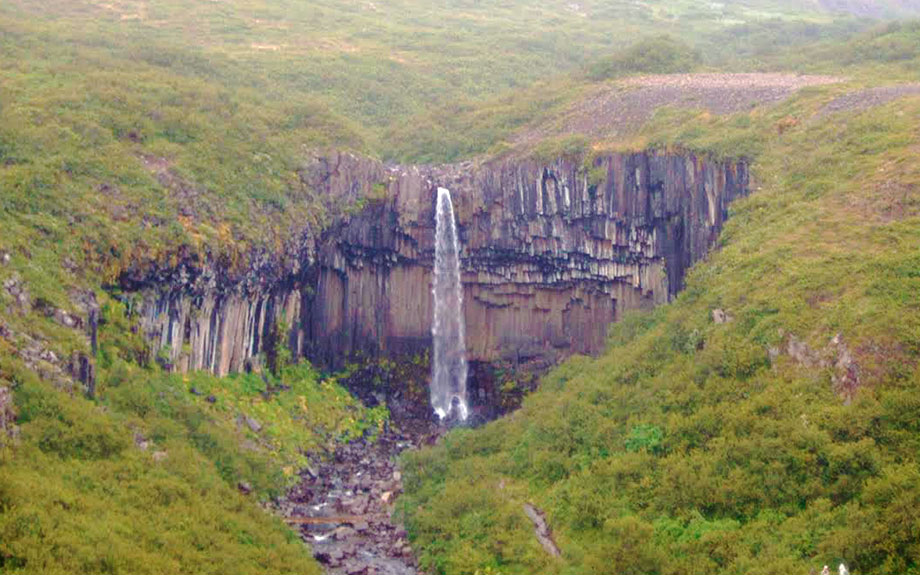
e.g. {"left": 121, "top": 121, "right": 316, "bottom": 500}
{"left": 431, "top": 187, "right": 469, "bottom": 421}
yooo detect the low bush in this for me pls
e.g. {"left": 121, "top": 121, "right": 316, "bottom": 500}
{"left": 586, "top": 36, "right": 702, "bottom": 81}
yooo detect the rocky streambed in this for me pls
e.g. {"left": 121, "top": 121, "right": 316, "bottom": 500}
{"left": 278, "top": 421, "right": 441, "bottom": 575}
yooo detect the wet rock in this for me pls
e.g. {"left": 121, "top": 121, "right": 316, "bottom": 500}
{"left": 712, "top": 308, "right": 732, "bottom": 324}
{"left": 343, "top": 495, "right": 369, "bottom": 514}
{"left": 69, "top": 289, "right": 99, "bottom": 360}
{"left": 3, "top": 274, "right": 31, "bottom": 313}
{"left": 279, "top": 424, "right": 433, "bottom": 575}
{"left": 335, "top": 527, "right": 356, "bottom": 541}
{"left": 134, "top": 432, "right": 150, "bottom": 451}
{"left": 352, "top": 520, "right": 369, "bottom": 533}
{"left": 206, "top": 394, "right": 217, "bottom": 403}
{"left": 237, "top": 415, "right": 262, "bottom": 433}
{"left": 70, "top": 352, "right": 96, "bottom": 397}
{"left": 0, "top": 384, "right": 19, "bottom": 445}
{"left": 523, "top": 503, "right": 562, "bottom": 557}
{"left": 314, "top": 549, "right": 340, "bottom": 565}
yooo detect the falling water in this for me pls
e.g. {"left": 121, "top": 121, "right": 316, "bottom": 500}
{"left": 431, "top": 187, "right": 469, "bottom": 421}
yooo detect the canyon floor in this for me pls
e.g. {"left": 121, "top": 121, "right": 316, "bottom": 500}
{"left": 278, "top": 418, "right": 443, "bottom": 575}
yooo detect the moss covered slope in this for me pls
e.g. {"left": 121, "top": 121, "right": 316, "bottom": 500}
{"left": 400, "top": 70, "right": 920, "bottom": 575}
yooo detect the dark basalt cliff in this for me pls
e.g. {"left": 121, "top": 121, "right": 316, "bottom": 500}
{"left": 130, "top": 150, "right": 748, "bottom": 403}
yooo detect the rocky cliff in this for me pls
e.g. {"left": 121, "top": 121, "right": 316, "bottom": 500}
{"left": 129, "top": 150, "right": 748, "bottom": 403}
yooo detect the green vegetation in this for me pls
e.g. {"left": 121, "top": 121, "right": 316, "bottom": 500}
{"left": 700, "top": 18, "right": 865, "bottom": 68}
{"left": 533, "top": 135, "right": 592, "bottom": 164}
{"left": 586, "top": 36, "right": 701, "bottom": 81}
{"left": 1, "top": 294, "right": 386, "bottom": 574}
{"left": 172, "top": 365, "right": 388, "bottom": 480}
{"left": 0, "top": 380, "right": 323, "bottom": 575}
{"left": 2, "top": 1, "right": 920, "bottom": 575}
{"left": 400, "top": 64, "right": 920, "bottom": 575}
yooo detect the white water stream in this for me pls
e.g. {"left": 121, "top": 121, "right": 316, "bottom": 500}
{"left": 430, "top": 187, "right": 469, "bottom": 420}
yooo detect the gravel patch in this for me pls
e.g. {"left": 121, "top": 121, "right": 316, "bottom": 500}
{"left": 514, "top": 73, "right": 842, "bottom": 149}
{"left": 819, "top": 84, "right": 920, "bottom": 117}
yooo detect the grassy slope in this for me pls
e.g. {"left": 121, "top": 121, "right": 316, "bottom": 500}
{"left": 1, "top": 2, "right": 918, "bottom": 575}
{"left": 1, "top": 369, "right": 323, "bottom": 575}
{"left": 0, "top": 0, "right": 855, "bottom": 316}
{"left": 0, "top": 294, "right": 386, "bottom": 574}
{"left": 400, "top": 28, "right": 920, "bottom": 575}
{"left": 4, "top": 0, "right": 842, "bottom": 128}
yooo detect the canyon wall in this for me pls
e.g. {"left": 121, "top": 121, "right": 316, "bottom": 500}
{"left": 131, "top": 150, "right": 749, "bottom": 385}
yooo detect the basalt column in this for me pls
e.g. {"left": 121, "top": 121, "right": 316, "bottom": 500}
{"left": 132, "top": 151, "right": 749, "bottom": 393}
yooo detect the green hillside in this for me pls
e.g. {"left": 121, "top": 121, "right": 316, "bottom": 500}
{"left": 2, "top": 1, "right": 920, "bottom": 575}
{"left": 400, "top": 25, "right": 920, "bottom": 575}
{"left": 0, "top": 306, "right": 385, "bottom": 574}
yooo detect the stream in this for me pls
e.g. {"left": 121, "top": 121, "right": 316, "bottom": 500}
{"left": 278, "top": 419, "right": 442, "bottom": 575}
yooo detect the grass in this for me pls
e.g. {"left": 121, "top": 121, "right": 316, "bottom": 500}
{"left": 1, "top": 373, "right": 322, "bottom": 575}
{"left": 399, "top": 71, "right": 920, "bottom": 575}
{"left": 0, "top": 295, "right": 386, "bottom": 574}
{"left": 585, "top": 35, "right": 702, "bottom": 81}
{"left": 0, "top": 2, "right": 895, "bottom": 317}
{"left": 2, "top": 2, "right": 920, "bottom": 575}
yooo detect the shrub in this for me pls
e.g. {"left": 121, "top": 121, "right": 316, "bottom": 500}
{"left": 586, "top": 36, "right": 702, "bottom": 81}
{"left": 624, "top": 424, "right": 664, "bottom": 454}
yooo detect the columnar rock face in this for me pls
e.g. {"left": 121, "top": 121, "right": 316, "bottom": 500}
{"left": 132, "top": 150, "right": 749, "bottom": 381}
{"left": 138, "top": 289, "right": 305, "bottom": 375}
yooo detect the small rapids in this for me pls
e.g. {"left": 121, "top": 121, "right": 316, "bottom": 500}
{"left": 279, "top": 421, "right": 442, "bottom": 575}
